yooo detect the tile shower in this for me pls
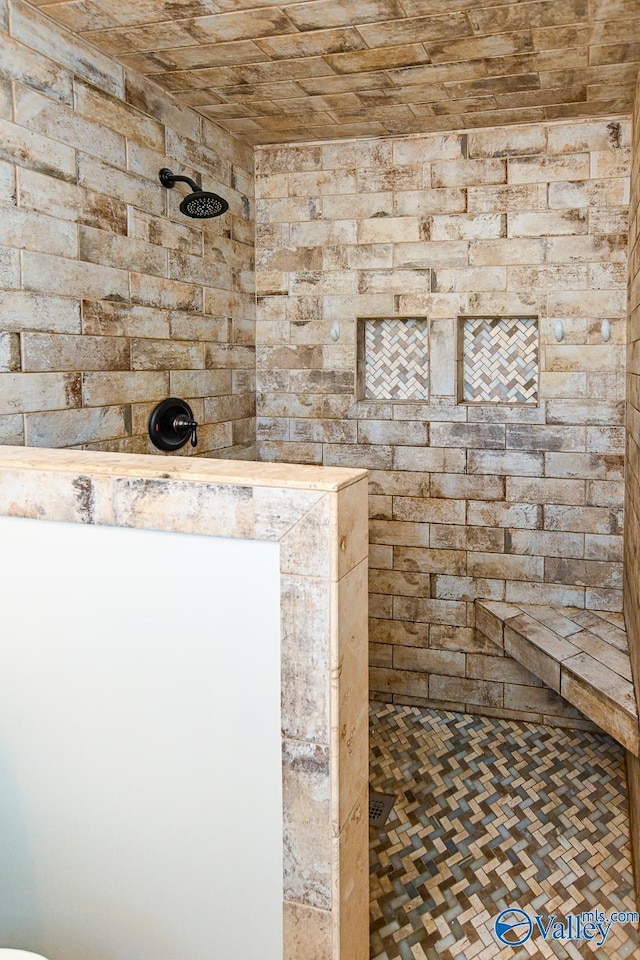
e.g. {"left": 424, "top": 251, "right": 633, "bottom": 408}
{"left": 0, "top": 0, "right": 256, "bottom": 459}
{"left": 255, "top": 119, "right": 629, "bottom": 724}
{"left": 1, "top": 1, "right": 640, "bottom": 955}
{"left": 0, "top": 1, "right": 632, "bottom": 725}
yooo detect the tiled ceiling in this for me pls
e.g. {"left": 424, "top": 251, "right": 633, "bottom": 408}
{"left": 25, "top": 0, "right": 640, "bottom": 144}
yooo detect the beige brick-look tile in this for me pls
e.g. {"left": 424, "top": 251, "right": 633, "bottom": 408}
{"left": 79, "top": 225, "right": 168, "bottom": 278}
{"left": 508, "top": 209, "right": 589, "bottom": 236}
{"left": 503, "top": 623, "right": 567, "bottom": 690}
{"left": 430, "top": 674, "right": 503, "bottom": 708}
{"left": 131, "top": 338, "right": 204, "bottom": 371}
{"left": 504, "top": 683, "right": 580, "bottom": 718}
{"left": 0, "top": 414, "right": 24, "bottom": 445}
{"left": 507, "top": 529, "right": 584, "bottom": 558}
{"left": 81, "top": 300, "right": 170, "bottom": 339}
{"left": 369, "top": 666, "right": 430, "bottom": 700}
{"left": 82, "top": 371, "right": 168, "bottom": 406}
{"left": 545, "top": 504, "right": 623, "bottom": 535}
{"left": 283, "top": 901, "right": 332, "bottom": 960}
{"left": 430, "top": 473, "right": 505, "bottom": 501}
{"left": 0, "top": 372, "right": 80, "bottom": 415}
{"left": 394, "top": 645, "right": 466, "bottom": 677}
{"left": 332, "top": 558, "right": 368, "bottom": 832}
{"left": 25, "top": 405, "right": 128, "bottom": 447}
{"left": 395, "top": 596, "right": 467, "bottom": 626}
{"left": 469, "top": 237, "right": 546, "bottom": 266}
{"left": 0, "top": 159, "right": 15, "bottom": 204}
{"left": 394, "top": 189, "right": 466, "bottom": 217}
{"left": 507, "top": 477, "right": 586, "bottom": 505}
{"left": 432, "top": 573, "right": 505, "bottom": 601}
{"left": 15, "top": 85, "right": 126, "bottom": 167}
{"left": 430, "top": 524, "right": 505, "bottom": 552}
{"left": 19, "top": 168, "right": 128, "bottom": 235}
{"left": 475, "top": 604, "right": 506, "bottom": 647}
{"left": 508, "top": 152, "right": 591, "bottom": 183}
{"left": 468, "top": 553, "right": 544, "bottom": 582}
{"left": 466, "top": 652, "right": 541, "bottom": 686}
{"left": 3, "top": 294, "right": 77, "bottom": 341}
{"left": 545, "top": 558, "right": 623, "bottom": 589}
{"left": 432, "top": 158, "right": 507, "bottom": 187}
{"left": 0, "top": 332, "right": 20, "bottom": 372}
{"left": 281, "top": 575, "right": 331, "bottom": 744}
{"left": 467, "top": 124, "right": 547, "bottom": 158}
{"left": 12, "top": 0, "right": 123, "bottom": 96}
{"left": 0, "top": 116, "right": 77, "bottom": 182}
{"left": 468, "top": 501, "right": 542, "bottom": 529}
{"left": 22, "top": 251, "right": 129, "bottom": 302}
{"left": 0, "top": 204, "right": 78, "bottom": 259}
{"left": 282, "top": 738, "right": 331, "bottom": 910}
{"left": 549, "top": 177, "right": 630, "bottom": 209}
{"left": 561, "top": 657, "right": 639, "bottom": 752}
{"left": 74, "top": 78, "right": 164, "bottom": 150}
{"left": 78, "top": 153, "right": 165, "bottom": 216}
{"left": 506, "top": 581, "right": 586, "bottom": 607}
{"left": 393, "top": 497, "right": 465, "bottom": 525}
{"left": 467, "top": 450, "right": 544, "bottom": 477}
{"left": 25, "top": 330, "right": 129, "bottom": 375}
{"left": 1, "top": 30, "right": 73, "bottom": 105}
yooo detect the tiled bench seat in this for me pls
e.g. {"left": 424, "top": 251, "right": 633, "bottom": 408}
{"left": 476, "top": 601, "right": 638, "bottom": 755}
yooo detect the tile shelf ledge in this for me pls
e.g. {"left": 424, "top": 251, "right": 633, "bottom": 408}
{"left": 0, "top": 445, "right": 367, "bottom": 493}
{"left": 476, "top": 599, "right": 638, "bottom": 754}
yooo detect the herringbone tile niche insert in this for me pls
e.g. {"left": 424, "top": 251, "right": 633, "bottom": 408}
{"left": 459, "top": 315, "right": 539, "bottom": 405}
{"left": 357, "top": 317, "right": 429, "bottom": 402}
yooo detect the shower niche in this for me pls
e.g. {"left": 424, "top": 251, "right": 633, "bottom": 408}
{"left": 356, "top": 316, "right": 429, "bottom": 402}
{"left": 457, "top": 315, "right": 539, "bottom": 405}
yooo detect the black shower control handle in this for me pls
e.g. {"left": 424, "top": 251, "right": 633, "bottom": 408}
{"left": 148, "top": 398, "right": 198, "bottom": 452}
{"left": 172, "top": 416, "right": 198, "bottom": 448}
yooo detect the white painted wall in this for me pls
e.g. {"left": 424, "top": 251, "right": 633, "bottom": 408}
{"left": 0, "top": 517, "right": 282, "bottom": 960}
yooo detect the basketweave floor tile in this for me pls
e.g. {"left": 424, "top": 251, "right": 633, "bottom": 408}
{"left": 369, "top": 702, "right": 639, "bottom": 960}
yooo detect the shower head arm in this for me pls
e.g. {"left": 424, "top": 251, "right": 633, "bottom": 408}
{"left": 159, "top": 168, "right": 200, "bottom": 193}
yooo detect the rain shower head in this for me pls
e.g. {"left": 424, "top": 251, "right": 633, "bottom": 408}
{"left": 159, "top": 167, "right": 229, "bottom": 219}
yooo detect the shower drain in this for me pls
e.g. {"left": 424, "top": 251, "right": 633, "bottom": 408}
{"left": 369, "top": 791, "right": 395, "bottom": 828}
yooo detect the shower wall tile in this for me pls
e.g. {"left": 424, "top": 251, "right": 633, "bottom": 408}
{"left": 255, "top": 114, "right": 630, "bottom": 722}
{"left": 283, "top": 902, "right": 332, "bottom": 960}
{"left": 11, "top": 0, "right": 124, "bottom": 98}
{"left": 19, "top": 167, "right": 128, "bottom": 235}
{"left": 0, "top": 1, "right": 255, "bottom": 458}
{"left": 282, "top": 738, "right": 332, "bottom": 910}
{"left": 625, "top": 73, "right": 640, "bottom": 737}
{"left": 0, "top": 116, "right": 77, "bottom": 181}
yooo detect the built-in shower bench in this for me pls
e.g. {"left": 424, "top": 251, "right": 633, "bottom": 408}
{"left": 476, "top": 599, "right": 640, "bottom": 909}
{"left": 476, "top": 600, "right": 638, "bottom": 754}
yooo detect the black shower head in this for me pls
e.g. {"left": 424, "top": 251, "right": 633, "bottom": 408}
{"left": 179, "top": 189, "right": 228, "bottom": 219}
{"left": 159, "top": 167, "right": 229, "bottom": 219}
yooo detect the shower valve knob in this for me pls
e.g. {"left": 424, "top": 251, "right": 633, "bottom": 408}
{"left": 149, "top": 399, "right": 198, "bottom": 452}
{"left": 172, "top": 416, "right": 198, "bottom": 448}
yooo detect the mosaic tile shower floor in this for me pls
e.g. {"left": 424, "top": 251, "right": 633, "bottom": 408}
{"left": 369, "top": 702, "right": 639, "bottom": 960}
